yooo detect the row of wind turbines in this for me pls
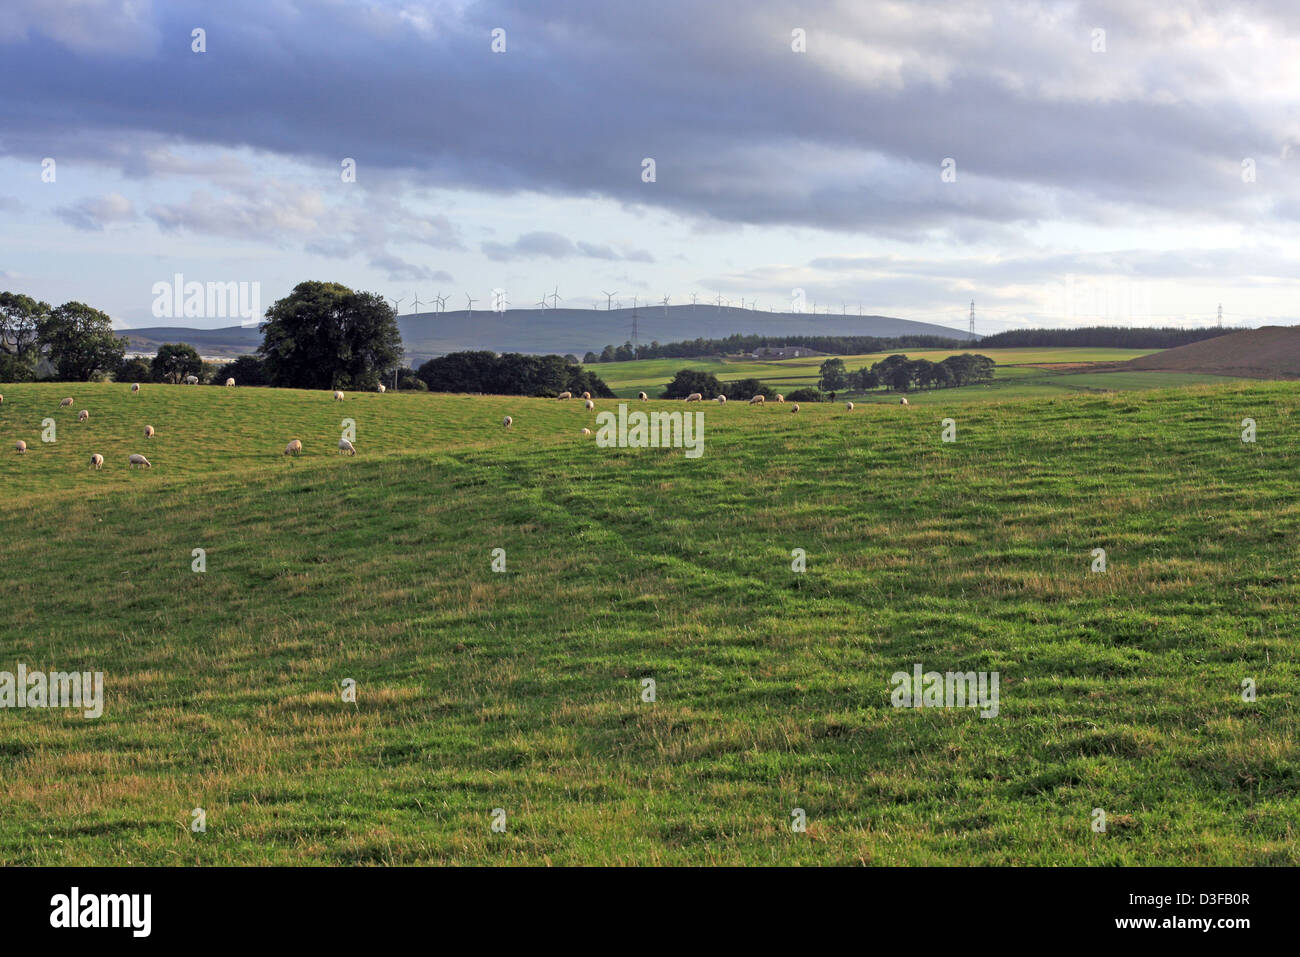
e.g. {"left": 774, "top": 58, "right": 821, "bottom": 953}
{"left": 385, "top": 289, "right": 874, "bottom": 317}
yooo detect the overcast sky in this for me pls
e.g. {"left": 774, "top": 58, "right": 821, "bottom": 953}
{"left": 2, "top": 0, "right": 1299, "bottom": 333}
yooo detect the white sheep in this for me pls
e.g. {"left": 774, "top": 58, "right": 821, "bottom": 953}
{"left": 749, "top": 395, "right": 765, "bottom": 405}
{"left": 376, "top": 383, "right": 385, "bottom": 393}
{"left": 638, "top": 391, "right": 648, "bottom": 401}
{"left": 0, "top": 393, "right": 4, "bottom": 404}
{"left": 581, "top": 427, "right": 592, "bottom": 436}
{"left": 89, "top": 453, "right": 103, "bottom": 470}
{"left": 130, "top": 383, "right": 140, "bottom": 394}
{"left": 14, "top": 440, "right": 26, "bottom": 453}
{"left": 334, "top": 390, "right": 345, "bottom": 401}
{"left": 717, "top": 395, "right": 727, "bottom": 404}
{"left": 503, "top": 415, "right": 513, "bottom": 428}
{"left": 338, "top": 438, "right": 356, "bottom": 456}
{"left": 899, "top": 396, "right": 909, "bottom": 405}
{"left": 557, "top": 391, "right": 572, "bottom": 400}
{"left": 60, "top": 397, "right": 73, "bottom": 407}
{"left": 846, "top": 402, "right": 855, "bottom": 411}
{"left": 78, "top": 410, "right": 89, "bottom": 422}
{"left": 284, "top": 439, "right": 302, "bottom": 456}
{"left": 128, "top": 453, "right": 151, "bottom": 469}
{"left": 225, "top": 378, "right": 236, "bottom": 387}
{"left": 685, "top": 393, "right": 702, "bottom": 402}
{"left": 791, "top": 403, "right": 800, "bottom": 413}
{"left": 585, "top": 399, "right": 595, "bottom": 410}
{"left": 582, "top": 391, "right": 592, "bottom": 400}
{"left": 144, "top": 425, "right": 155, "bottom": 438}
{"left": 184, "top": 375, "right": 199, "bottom": 385}
{"left": 775, "top": 394, "right": 784, "bottom": 403}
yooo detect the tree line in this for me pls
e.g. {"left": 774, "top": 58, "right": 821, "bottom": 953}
{"left": 583, "top": 332, "right": 970, "bottom": 363}
{"left": 977, "top": 326, "right": 1233, "bottom": 349}
{"left": 659, "top": 353, "right": 996, "bottom": 401}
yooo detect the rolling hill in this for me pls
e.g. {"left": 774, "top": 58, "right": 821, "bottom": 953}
{"left": 1124, "top": 326, "right": 1300, "bottom": 379}
{"left": 0, "top": 379, "right": 1297, "bottom": 864}
{"left": 120, "top": 306, "right": 971, "bottom": 363}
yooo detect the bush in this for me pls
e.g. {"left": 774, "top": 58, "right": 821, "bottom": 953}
{"left": 398, "top": 375, "right": 427, "bottom": 391}
{"left": 213, "top": 355, "right": 267, "bottom": 387}
{"left": 660, "top": 369, "right": 722, "bottom": 399}
{"left": 727, "top": 378, "right": 770, "bottom": 401}
{"left": 114, "top": 357, "right": 151, "bottom": 383}
{"left": 786, "top": 388, "right": 823, "bottom": 402}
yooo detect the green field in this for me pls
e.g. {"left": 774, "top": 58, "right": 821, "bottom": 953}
{"left": 587, "top": 347, "right": 1165, "bottom": 398}
{"left": 1, "top": 379, "right": 1297, "bottom": 864}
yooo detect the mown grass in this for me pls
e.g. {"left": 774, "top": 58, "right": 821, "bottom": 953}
{"left": 0, "top": 379, "right": 1297, "bottom": 865}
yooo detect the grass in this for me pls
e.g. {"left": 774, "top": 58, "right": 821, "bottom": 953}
{"left": 0, "top": 378, "right": 1297, "bottom": 865}
{"left": 587, "top": 347, "right": 1164, "bottom": 397}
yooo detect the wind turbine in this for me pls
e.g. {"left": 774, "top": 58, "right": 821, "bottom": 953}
{"left": 536, "top": 294, "right": 549, "bottom": 310}
{"left": 602, "top": 290, "right": 618, "bottom": 311}
{"left": 464, "top": 292, "right": 478, "bottom": 315}
{"left": 434, "top": 292, "right": 448, "bottom": 314}
{"left": 412, "top": 293, "right": 423, "bottom": 313}
{"left": 714, "top": 293, "right": 723, "bottom": 312}
{"left": 690, "top": 293, "right": 698, "bottom": 312}
{"left": 386, "top": 296, "right": 404, "bottom": 314}
{"left": 662, "top": 294, "right": 670, "bottom": 318}
{"left": 548, "top": 286, "right": 563, "bottom": 310}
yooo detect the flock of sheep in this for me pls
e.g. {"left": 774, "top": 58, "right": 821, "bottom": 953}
{"left": 509, "top": 387, "right": 907, "bottom": 431}
{"left": 7, "top": 377, "right": 914, "bottom": 463}
{"left": 8, "top": 385, "right": 165, "bottom": 468}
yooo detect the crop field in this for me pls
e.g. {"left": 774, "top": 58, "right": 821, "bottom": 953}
{"left": 1, "top": 379, "right": 1297, "bottom": 865}
{"left": 587, "top": 347, "right": 1164, "bottom": 398}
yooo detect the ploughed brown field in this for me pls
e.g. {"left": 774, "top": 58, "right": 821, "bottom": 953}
{"left": 1123, "top": 326, "right": 1300, "bottom": 379}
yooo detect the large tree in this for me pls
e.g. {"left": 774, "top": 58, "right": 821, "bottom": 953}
{"left": 35, "top": 301, "right": 126, "bottom": 381}
{"left": 660, "top": 369, "right": 723, "bottom": 399}
{"left": 151, "top": 343, "right": 202, "bottom": 383}
{"left": 0, "top": 291, "right": 50, "bottom": 381}
{"left": 818, "top": 357, "right": 848, "bottom": 392}
{"left": 258, "top": 281, "right": 403, "bottom": 390}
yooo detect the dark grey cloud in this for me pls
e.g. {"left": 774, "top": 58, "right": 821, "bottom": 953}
{"left": 3, "top": 0, "right": 1297, "bottom": 241}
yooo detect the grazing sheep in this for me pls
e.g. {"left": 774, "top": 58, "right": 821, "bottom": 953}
{"left": 685, "top": 393, "right": 703, "bottom": 402}
{"left": 130, "top": 383, "right": 140, "bottom": 394}
{"left": 581, "top": 427, "right": 592, "bottom": 436}
{"left": 60, "top": 397, "right": 73, "bottom": 407}
{"left": 791, "top": 404, "right": 800, "bottom": 413}
{"left": 184, "top": 375, "right": 199, "bottom": 385}
{"left": 582, "top": 391, "right": 591, "bottom": 400}
{"left": 503, "top": 415, "right": 513, "bottom": 428}
{"left": 89, "top": 453, "right": 103, "bottom": 470}
{"left": 333, "top": 390, "right": 345, "bottom": 401}
{"left": 775, "top": 394, "right": 784, "bottom": 403}
{"left": 585, "top": 399, "right": 595, "bottom": 410}
{"left": 283, "top": 439, "right": 302, "bottom": 456}
{"left": 225, "top": 377, "right": 236, "bottom": 387}
{"left": 78, "top": 410, "right": 89, "bottom": 422}
{"left": 0, "top": 394, "right": 4, "bottom": 404}
{"left": 144, "top": 425, "right": 155, "bottom": 439}
{"left": 338, "top": 438, "right": 356, "bottom": 456}
{"left": 557, "top": 391, "right": 572, "bottom": 400}
{"left": 899, "top": 396, "right": 909, "bottom": 405}
{"left": 14, "top": 440, "right": 26, "bottom": 453}
{"left": 129, "top": 453, "right": 151, "bottom": 469}
{"left": 717, "top": 395, "right": 727, "bottom": 404}
{"left": 846, "top": 402, "right": 855, "bottom": 411}
{"left": 376, "top": 383, "right": 385, "bottom": 393}
{"left": 638, "top": 391, "right": 648, "bottom": 401}
{"left": 748, "top": 395, "right": 765, "bottom": 405}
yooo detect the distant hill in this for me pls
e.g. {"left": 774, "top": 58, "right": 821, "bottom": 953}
{"left": 121, "top": 306, "right": 969, "bottom": 363}
{"left": 1124, "top": 326, "right": 1300, "bottom": 379}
